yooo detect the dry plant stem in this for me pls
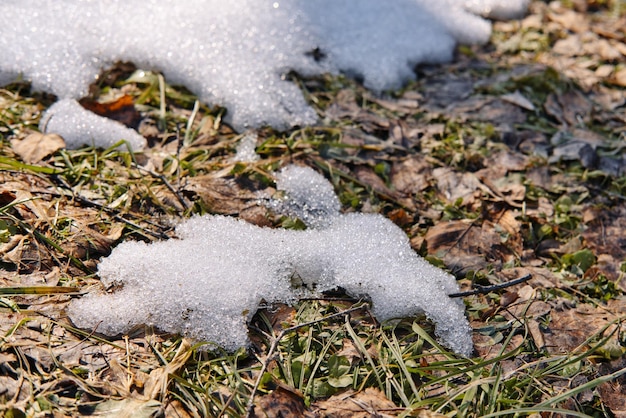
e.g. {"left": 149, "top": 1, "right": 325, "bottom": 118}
{"left": 0, "top": 286, "right": 79, "bottom": 295}
{"left": 6, "top": 213, "right": 93, "bottom": 273}
{"left": 244, "top": 303, "right": 368, "bottom": 417}
{"left": 131, "top": 162, "right": 190, "bottom": 211}
{"left": 49, "top": 175, "right": 170, "bottom": 240}
{"left": 448, "top": 274, "right": 532, "bottom": 298}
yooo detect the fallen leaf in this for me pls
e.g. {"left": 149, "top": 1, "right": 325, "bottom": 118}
{"left": 184, "top": 176, "right": 263, "bottom": 215}
{"left": 423, "top": 219, "right": 516, "bottom": 275}
{"left": 367, "top": 94, "right": 419, "bottom": 114}
{"left": 164, "top": 400, "right": 193, "bottom": 418}
{"left": 354, "top": 165, "right": 415, "bottom": 210}
{"left": 611, "top": 67, "right": 626, "bottom": 87}
{"left": 597, "top": 357, "right": 626, "bottom": 418}
{"left": 11, "top": 132, "right": 65, "bottom": 164}
{"left": 310, "top": 388, "right": 403, "bottom": 418}
{"left": 388, "top": 208, "right": 413, "bottom": 227}
{"left": 542, "top": 304, "right": 620, "bottom": 354}
{"left": 390, "top": 155, "right": 432, "bottom": 195}
{"left": 553, "top": 35, "right": 583, "bottom": 56}
{"left": 501, "top": 91, "right": 536, "bottom": 111}
{"left": 0, "top": 375, "right": 31, "bottom": 402}
{"left": 92, "top": 399, "right": 162, "bottom": 418}
{"left": 143, "top": 339, "right": 193, "bottom": 400}
{"left": 79, "top": 94, "right": 141, "bottom": 129}
{"left": 61, "top": 222, "right": 123, "bottom": 260}
{"left": 433, "top": 167, "right": 482, "bottom": 205}
{"left": 253, "top": 386, "right": 305, "bottom": 418}
{"left": 527, "top": 319, "right": 546, "bottom": 351}
{"left": 421, "top": 76, "right": 474, "bottom": 110}
{"left": 548, "top": 10, "right": 589, "bottom": 33}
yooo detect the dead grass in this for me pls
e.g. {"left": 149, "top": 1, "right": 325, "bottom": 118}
{"left": 1, "top": 1, "right": 626, "bottom": 417}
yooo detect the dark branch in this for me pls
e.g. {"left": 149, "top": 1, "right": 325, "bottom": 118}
{"left": 449, "top": 274, "right": 532, "bottom": 298}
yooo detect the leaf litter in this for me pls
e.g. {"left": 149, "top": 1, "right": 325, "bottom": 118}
{"left": 1, "top": 1, "right": 626, "bottom": 417}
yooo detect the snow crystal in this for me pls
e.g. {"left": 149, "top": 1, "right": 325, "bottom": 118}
{"left": 233, "top": 133, "right": 260, "bottom": 163}
{"left": 271, "top": 165, "right": 341, "bottom": 229}
{"left": 40, "top": 99, "right": 146, "bottom": 151}
{"left": 69, "top": 165, "right": 473, "bottom": 356}
{"left": 1, "top": 0, "right": 527, "bottom": 141}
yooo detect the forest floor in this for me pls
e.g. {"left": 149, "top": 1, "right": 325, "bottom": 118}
{"left": 1, "top": 1, "right": 626, "bottom": 417}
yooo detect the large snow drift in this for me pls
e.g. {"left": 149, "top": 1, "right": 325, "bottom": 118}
{"left": 69, "top": 165, "right": 473, "bottom": 356}
{"left": 1, "top": 0, "right": 527, "bottom": 141}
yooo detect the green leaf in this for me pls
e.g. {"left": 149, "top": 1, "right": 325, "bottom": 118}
{"left": 562, "top": 249, "right": 596, "bottom": 272}
{"left": 328, "top": 354, "right": 351, "bottom": 378}
{"left": 328, "top": 374, "right": 353, "bottom": 388}
{"left": 558, "top": 360, "right": 581, "bottom": 377}
{"left": 312, "top": 380, "right": 337, "bottom": 398}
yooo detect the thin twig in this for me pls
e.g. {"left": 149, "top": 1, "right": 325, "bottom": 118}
{"left": 449, "top": 274, "right": 532, "bottom": 298}
{"left": 244, "top": 302, "right": 367, "bottom": 417}
{"left": 49, "top": 175, "right": 171, "bottom": 240}
{"left": 132, "top": 163, "right": 190, "bottom": 211}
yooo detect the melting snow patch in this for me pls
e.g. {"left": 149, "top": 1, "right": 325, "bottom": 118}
{"left": 1, "top": 0, "right": 527, "bottom": 144}
{"left": 69, "top": 165, "right": 473, "bottom": 356}
{"left": 233, "top": 133, "right": 260, "bottom": 163}
{"left": 271, "top": 165, "right": 341, "bottom": 229}
{"left": 40, "top": 99, "right": 146, "bottom": 151}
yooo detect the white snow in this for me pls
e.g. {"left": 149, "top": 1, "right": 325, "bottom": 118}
{"left": 69, "top": 165, "right": 473, "bottom": 356}
{"left": 233, "top": 133, "right": 260, "bottom": 163}
{"left": 271, "top": 165, "right": 341, "bottom": 229}
{"left": 40, "top": 99, "right": 146, "bottom": 150}
{"left": 1, "top": 0, "right": 527, "bottom": 148}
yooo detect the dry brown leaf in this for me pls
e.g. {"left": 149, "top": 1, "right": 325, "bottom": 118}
{"left": 184, "top": 175, "right": 263, "bottom": 215}
{"left": 597, "top": 358, "right": 626, "bottom": 418}
{"left": 13, "top": 189, "right": 53, "bottom": 222}
{"left": 62, "top": 221, "right": 123, "bottom": 260}
{"left": 92, "top": 398, "right": 162, "bottom": 418}
{"left": 548, "top": 10, "right": 589, "bottom": 33}
{"left": 254, "top": 386, "right": 305, "bottom": 418}
{"left": 367, "top": 95, "right": 419, "bottom": 114}
{"left": 390, "top": 155, "right": 432, "bottom": 195}
{"left": 164, "top": 400, "right": 194, "bottom": 418}
{"left": 527, "top": 319, "right": 546, "bottom": 351}
{"left": 501, "top": 91, "right": 536, "bottom": 111}
{"left": 433, "top": 167, "right": 481, "bottom": 205}
{"left": 611, "top": 67, "right": 626, "bottom": 87}
{"left": 11, "top": 132, "right": 65, "bottom": 164}
{"left": 354, "top": 165, "right": 416, "bottom": 211}
{"left": 499, "top": 267, "right": 559, "bottom": 289}
{"left": 595, "top": 39, "right": 623, "bottom": 61}
{"left": 0, "top": 375, "right": 31, "bottom": 402}
{"left": 310, "top": 388, "right": 402, "bottom": 418}
{"left": 101, "top": 358, "right": 133, "bottom": 397}
{"left": 0, "top": 234, "right": 27, "bottom": 265}
{"left": 553, "top": 35, "right": 583, "bottom": 56}
{"left": 582, "top": 205, "right": 626, "bottom": 262}
{"left": 326, "top": 89, "right": 360, "bottom": 120}
{"left": 336, "top": 338, "right": 365, "bottom": 365}
{"left": 543, "top": 304, "right": 621, "bottom": 355}
{"left": 144, "top": 339, "right": 193, "bottom": 400}
{"left": 495, "top": 209, "right": 521, "bottom": 237}
{"left": 595, "top": 64, "right": 615, "bottom": 78}
{"left": 79, "top": 94, "right": 141, "bottom": 128}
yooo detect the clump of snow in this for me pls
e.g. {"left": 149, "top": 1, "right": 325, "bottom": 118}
{"left": 233, "top": 133, "right": 260, "bottom": 163}
{"left": 40, "top": 99, "right": 146, "bottom": 151}
{"left": 1, "top": 0, "right": 527, "bottom": 139}
{"left": 69, "top": 164, "right": 473, "bottom": 356}
{"left": 271, "top": 165, "right": 341, "bottom": 229}
{"left": 463, "top": 0, "right": 530, "bottom": 20}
